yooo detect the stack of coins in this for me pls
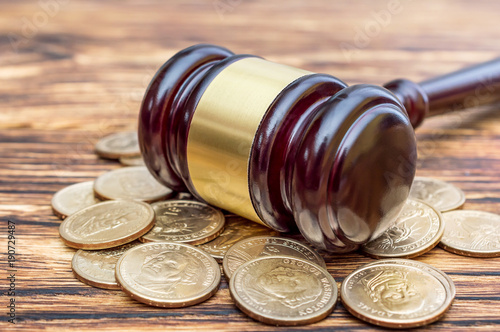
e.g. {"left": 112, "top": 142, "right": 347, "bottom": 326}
{"left": 54, "top": 132, "right": 229, "bottom": 308}
{"left": 361, "top": 176, "right": 500, "bottom": 260}
{"left": 408, "top": 176, "right": 499, "bottom": 259}
{"left": 346, "top": 175, "right": 499, "bottom": 327}
{"left": 51, "top": 131, "right": 500, "bottom": 328}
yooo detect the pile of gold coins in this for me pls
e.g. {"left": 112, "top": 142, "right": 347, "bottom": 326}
{"left": 52, "top": 131, "right": 500, "bottom": 328}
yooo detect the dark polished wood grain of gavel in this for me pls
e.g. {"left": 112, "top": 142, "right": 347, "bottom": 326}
{"left": 138, "top": 44, "right": 500, "bottom": 252}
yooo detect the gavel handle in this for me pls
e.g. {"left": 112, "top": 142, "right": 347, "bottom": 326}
{"left": 384, "top": 58, "right": 500, "bottom": 127}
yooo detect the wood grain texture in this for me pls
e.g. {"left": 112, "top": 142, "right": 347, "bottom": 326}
{"left": 1, "top": 0, "right": 500, "bottom": 330}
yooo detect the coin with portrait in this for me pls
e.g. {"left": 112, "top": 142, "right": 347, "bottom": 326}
{"left": 439, "top": 210, "right": 500, "bottom": 257}
{"left": 72, "top": 241, "right": 140, "bottom": 289}
{"left": 229, "top": 256, "right": 337, "bottom": 326}
{"left": 115, "top": 242, "right": 221, "bottom": 308}
{"left": 51, "top": 181, "right": 100, "bottom": 219}
{"left": 197, "top": 215, "right": 279, "bottom": 261}
{"left": 362, "top": 199, "right": 444, "bottom": 258}
{"left": 95, "top": 131, "right": 141, "bottom": 159}
{"left": 364, "top": 258, "right": 456, "bottom": 299}
{"left": 341, "top": 259, "right": 455, "bottom": 328}
{"left": 409, "top": 177, "right": 465, "bottom": 212}
{"left": 223, "top": 236, "right": 326, "bottom": 279}
{"left": 140, "top": 200, "right": 225, "bottom": 245}
{"left": 59, "top": 200, "right": 155, "bottom": 249}
{"left": 93, "top": 166, "right": 174, "bottom": 203}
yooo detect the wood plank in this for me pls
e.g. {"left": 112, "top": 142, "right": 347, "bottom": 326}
{"left": 1, "top": 0, "right": 500, "bottom": 330}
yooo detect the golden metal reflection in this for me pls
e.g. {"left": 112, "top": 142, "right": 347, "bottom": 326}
{"left": 187, "top": 57, "right": 311, "bottom": 225}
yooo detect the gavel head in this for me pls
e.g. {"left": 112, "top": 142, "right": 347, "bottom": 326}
{"left": 138, "top": 44, "right": 417, "bottom": 252}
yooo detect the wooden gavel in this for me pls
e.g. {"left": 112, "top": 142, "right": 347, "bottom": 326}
{"left": 138, "top": 44, "right": 500, "bottom": 252}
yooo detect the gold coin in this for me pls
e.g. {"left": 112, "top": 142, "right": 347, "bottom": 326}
{"left": 51, "top": 181, "right": 100, "bottom": 219}
{"left": 115, "top": 241, "right": 221, "bottom": 308}
{"left": 119, "top": 155, "right": 145, "bottom": 166}
{"left": 198, "top": 215, "right": 279, "bottom": 262}
{"left": 439, "top": 210, "right": 500, "bottom": 257}
{"left": 229, "top": 256, "right": 337, "bottom": 326}
{"left": 341, "top": 259, "right": 455, "bottom": 329}
{"left": 71, "top": 241, "right": 139, "bottom": 289}
{"left": 361, "top": 199, "right": 444, "bottom": 258}
{"left": 363, "top": 258, "right": 456, "bottom": 299}
{"left": 59, "top": 200, "right": 155, "bottom": 249}
{"left": 140, "top": 200, "right": 225, "bottom": 245}
{"left": 93, "top": 166, "right": 174, "bottom": 202}
{"left": 95, "top": 131, "right": 140, "bottom": 159}
{"left": 409, "top": 176, "right": 465, "bottom": 212}
{"left": 222, "top": 236, "right": 326, "bottom": 279}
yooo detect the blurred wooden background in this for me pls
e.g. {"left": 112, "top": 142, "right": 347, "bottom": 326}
{"left": 1, "top": 0, "right": 499, "bottom": 330}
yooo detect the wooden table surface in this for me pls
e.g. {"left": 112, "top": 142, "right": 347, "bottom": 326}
{"left": 1, "top": 0, "right": 499, "bottom": 330}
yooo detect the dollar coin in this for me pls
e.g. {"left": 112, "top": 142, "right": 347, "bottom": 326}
{"left": 341, "top": 259, "right": 455, "bottom": 328}
{"left": 72, "top": 241, "right": 139, "bottom": 289}
{"left": 362, "top": 199, "right": 444, "bottom": 258}
{"left": 198, "top": 215, "right": 279, "bottom": 262}
{"left": 115, "top": 242, "right": 221, "bottom": 307}
{"left": 439, "top": 210, "right": 500, "bottom": 257}
{"left": 223, "top": 236, "right": 326, "bottom": 279}
{"left": 409, "top": 177, "right": 465, "bottom": 212}
{"left": 95, "top": 131, "right": 140, "bottom": 159}
{"left": 94, "top": 166, "right": 174, "bottom": 202}
{"left": 229, "top": 256, "right": 337, "bottom": 326}
{"left": 59, "top": 200, "right": 155, "bottom": 249}
{"left": 51, "top": 181, "right": 100, "bottom": 219}
{"left": 140, "top": 200, "right": 225, "bottom": 245}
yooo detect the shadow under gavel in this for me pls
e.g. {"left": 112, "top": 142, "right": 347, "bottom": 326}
{"left": 138, "top": 44, "right": 500, "bottom": 252}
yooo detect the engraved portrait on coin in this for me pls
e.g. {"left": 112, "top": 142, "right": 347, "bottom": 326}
{"left": 341, "top": 259, "right": 455, "bottom": 328}
{"left": 362, "top": 269, "right": 423, "bottom": 314}
{"left": 115, "top": 242, "right": 221, "bottom": 308}
{"left": 223, "top": 236, "right": 326, "bottom": 279}
{"left": 133, "top": 251, "right": 203, "bottom": 295}
{"left": 229, "top": 256, "right": 338, "bottom": 326}
{"left": 243, "top": 265, "right": 322, "bottom": 309}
